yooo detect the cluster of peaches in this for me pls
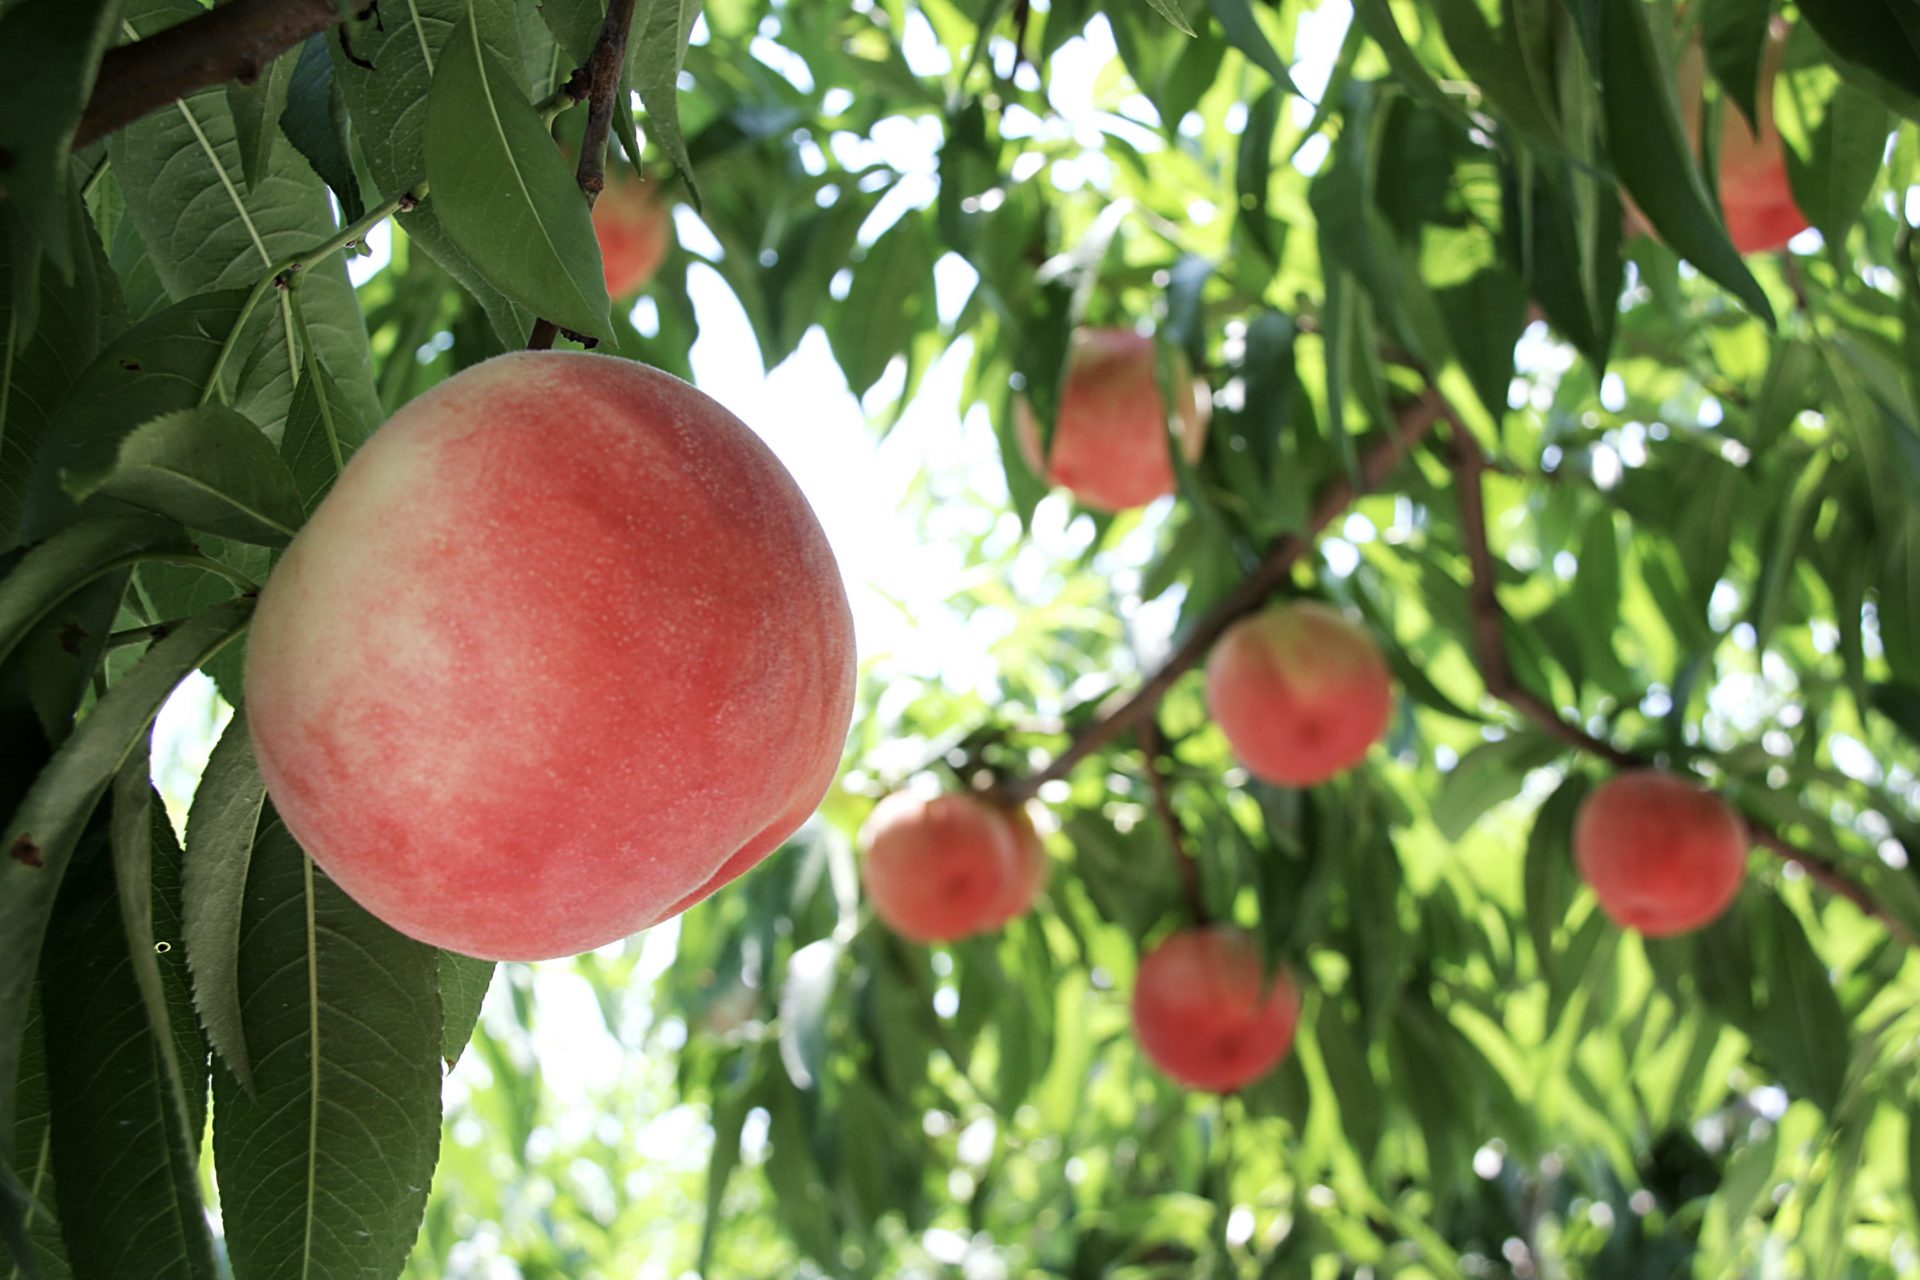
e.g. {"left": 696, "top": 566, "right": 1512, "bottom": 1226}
{"left": 238, "top": 24, "right": 1802, "bottom": 1097}
{"left": 857, "top": 331, "right": 1755, "bottom": 1094}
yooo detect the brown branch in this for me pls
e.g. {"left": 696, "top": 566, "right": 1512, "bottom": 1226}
{"left": 1140, "top": 720, "right": 1208, "bottom": 924}
{"left": 996, "top": 390, "right": 1448, "bottom": 803}
{"left": 528, "top": 0, "right": 637, "bottom": 350}
{"left": 1448, "top": 419, "right": 1917, "bottom": 948}
{"left": 75, "top": 0, "right": 347, "bottom": 150}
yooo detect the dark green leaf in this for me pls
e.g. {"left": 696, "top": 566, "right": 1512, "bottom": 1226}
{"left": 7, "top": 995, "right": 69, "bottom": 1280}
{"left": 1524, "top": 773, "right": 1589, "bottom": 979}
{"left": 1794, "top": 0, "right": 1920, "bottom": 101}
{"left": 425, "top": 9, "right": 613, "bottom": 341}
{"left": 0, "top": 596, "right": 253, "bottom": 1148}
{"left": 437, "top": 951, "right": 494, "bottom": 1067}
{"left": 777, "top": 938, "right": 840, "bottom": 1091}
{"left": 182, "top": 710, "right": 266, "bottom": 1093}
{"left": 226, "top": 48, "right": 299, "bottom": 193}
{"left": 1698, "top": 0, "right": 1771, "bottom": 128}
{"left": 630, "top": 0, "right": 705, "bottom": 207}
{"left": 832, "top": 215, "right": 934, "bottom": 397}
{"left": 0, "top": 0, "right": 124, "bottom": 284}
{"left": 211, "top": 820, "right": 442, "bottom": 1280}
{"left": 1749, "top": 896, "right": 1849, "bottom": 1111}
{"left": 276, "top": 36, "right": 363, "bottom": 223}
{"left": 1145, "top": 0, "right": 1197, "bottom": 38}
{"left": 41, "top": 819, "right": 216, "bottom": 1280}
{"left": 20, "top": 290, "right": 248, "bottom": 542}
{"left": 0, "top": 513, "right": 188, "bottom": 669}
{"left": 1206, "top": 0, "right": 1297, "bottom": 93}
{"left": 1777, "top": 57, "right": 1891, "bottom": 248}
{"left": 66, "top": 405, "right": 304, "bottom": 546}
{"left": 0, "top": 177, "right": 123, "bottom": 551}
{"left": 280, "top": 352, "right": 371, "bottom": 516}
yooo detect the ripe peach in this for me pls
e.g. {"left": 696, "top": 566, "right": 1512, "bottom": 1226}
{"left": 1131, "top": 926, "right": 1302, "bottom": 1092}
{"left": 245, "top": 351, "right": 856, "bottom": 961}
{"left": 1574, "top": 771, "right": 1748, "bottom": 937}
{"left": 981, "top": 804, "right": 1048, "bottom": 929}
{"left": 860, "top": 792, "right": 1039, "bottom": 942}
{"left": 1680, "top": 23, "right": 1808, "bottom": 255}
{"left": 1204, "top": 600, "right": 1393, "bottom": 787}
{"left": 592, "top": 171, "right": 675, "bottom": 298}
{"left": 1014, "top": 328, "right": 1211, "bottom": 513}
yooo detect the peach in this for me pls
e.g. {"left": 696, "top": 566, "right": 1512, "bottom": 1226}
{"left": 1131, "top": 926, "right": 1302, "bottom": 1092}
{"left": 1204, "top": 600, "right": 1393, "bottom": 786}
{"left": 592, "top": 171, "right": 675, "bottom": 298}
{"left": 1574, "top": 771, "right": 1748, "bottom": 937}
{"left": 245, "top": 351, "right": 856, "bottom": 961}
{"left": 860, "top": 792, "right": 1040, "bottom": 942}
{"left": 981, "top": 804, "right": 1049, "bottom": 929}
{"left": 1015, "top": 328, "right": 1211, "bottom": 512}
{"left": 1680, "top": 23, "right": 1808, "bottom": 255}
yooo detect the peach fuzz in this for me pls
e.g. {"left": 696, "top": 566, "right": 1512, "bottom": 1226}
{"left": 245, "top": 350, "right": 856, "bottom": 961}
{"left": 1015, "top": 328, "right": 1211, "bottom": 512}
{"left": 592, "top": 170, "right": 675, "bottom": 298}
{"left": 1574, "top": 771, "right": 1749, "bottom": 937}
{"left": 1131, "top": 926, "right": 1302, "bottom": 1092}
{"left": 860, "top": 792, "right": 1040, "bottom": 942}
{"left": 1204, "top": 600, "right": 1393, "bottom": 787}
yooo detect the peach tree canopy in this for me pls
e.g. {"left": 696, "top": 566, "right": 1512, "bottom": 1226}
{"left": 2, "top": 0, "right": 1920, "bottom": 1275}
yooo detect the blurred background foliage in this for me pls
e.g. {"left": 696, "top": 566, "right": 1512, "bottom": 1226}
{"left": 9, "top": 0, "right": 1920, "bottom": 1275}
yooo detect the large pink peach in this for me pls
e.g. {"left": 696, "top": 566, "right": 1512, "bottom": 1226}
{"left": 860, "top": 792, "right": 1036, "bottom": 942}
{"left": 1015, "top": 328, "right": 1210, "bottom": 512}
{"left": 245, "top": 351, "right": 856, "bottom": 961}
{"left": 592, "top": 172, "right": 675, "bottom": 298}
{"left": 1204, "top": 600, "right": 1393, "bottom": 787}
{"left": 1132, "top": 926, "right": 1302, "bottom": 1092}
{"left": 1574, "top": 771, "right": 1748, "bottom": 937}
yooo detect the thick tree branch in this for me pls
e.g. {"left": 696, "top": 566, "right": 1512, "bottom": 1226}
{"left": 996, "top": 391, "right": 1448, "bottom": 803}
{"left": 1140, "top": 720, "right": 1208, "bottom": 925}
{"left": 529, "top": 0, "right": 637, "bottom": 350}
{"left": 1448, "top": 420, "right": 1917, "bottom": 948}
{"left": 75, "top": 0, "right": 346, "bottom": 150}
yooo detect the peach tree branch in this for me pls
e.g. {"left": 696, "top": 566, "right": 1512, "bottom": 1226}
{"left": 1446, "top": 416, "right": 1917, "bottom": 948}
{"left": 528, "top": 0, "right": 637, "bottom": 351}
{"left": 995, "top": 390, "right": 1448, "bottom": 803}
{"left": 76, "top": 0, "right": 349, "bottom": 149}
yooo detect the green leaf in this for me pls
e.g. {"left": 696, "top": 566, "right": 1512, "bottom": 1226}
{"left": 1869, "top": 683, "right": 1920, "bottom": 747}
{"left": 777, "top": 938, "right": 840, "bottom": 1091}
{"left": 211, "top": 820, "right": 442, "bottom": 1280}
{"left": 65, "top": 406, "right": 304, "bottom": 546}
{"left": 108, "top": 765, "right": 207, "bottom": 1155}
{"left": 40, "top": 819, "right": 216, "bottom": 1280}
{"left": 1794, "top": 0, "right": 1920, "bottom": 101}
{"left": 1698, "top": 0, "right": 1771, "bottom": 128}
{"left": 0, "top": 176, "right": 124, "bottom": 551}
{"left": 1596, "top": 0, "right": 1772, "bottom": 321}
{"left": 1524, "top": 773, "right": 1588, "bottom": 978}
{"left": 109, "top": 0, "right": 380, "bottom": 434}
{"left": 8, "top": 995, "right": 70, "bottom": 1280}
{"left": 1431, "top": 733, "right": 1565, "bottom": 841}
{"left": 226, "top": 47, "right": 299, "bottom": 193}
{"left": 696, "top": 1059, "right": 756, "bottom": 1276}
{"left": 0, "top": 0, "right": 124, "bottom": 282}
{"left": 280, "top": 353, "right": 370, "bottom": 516}
{"left": 20, "top": 290, "right": 247, "bottom": 542}
{"left": 832, "top": 214, "right": 935, "bottom": 397}
{"left": 328, "top": 0, "right": 532, "bottom": 348}
{"left": 182, "top": 709, "right": 266, "bottom": 1093}
{"left": 1144, "top": 0, "right": 1197, "bottom": 38}
{"left": 277, "top": 35, "right": 363, "bottom": 223}
{"left": 426, "top": 8, "right": 613, "bottom": 341}
{"left": 437, "top": 951, "right": 494, "bottom": 1067}
{"left": 1777, "top": 57, "right": 1891, "bottom": 249}
{"left": 0, "top": 513, "right": 189, "bottom": 670}
{"left": 1749, "top": 896, "right": 1850, "bottom": 1111}
{"left": 0, "top": 596, "right": 253, "bottom": 1147}
{"left": 630, "top": 0, "right": 705, "bottom": 207}
{"left": 1206, "top": 0, "right": 1297, "bottom": 93}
